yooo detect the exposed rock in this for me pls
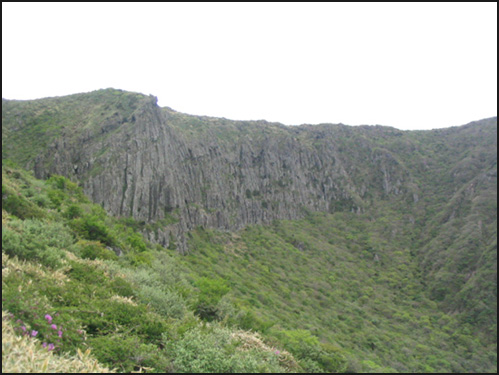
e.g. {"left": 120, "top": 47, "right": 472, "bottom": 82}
{"left": 2, "top": 90, "right": 496, "bottom": 253}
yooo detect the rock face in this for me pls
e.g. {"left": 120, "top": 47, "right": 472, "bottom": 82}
{"left": 2, "top": 89, "right": 497, "bottom": 253}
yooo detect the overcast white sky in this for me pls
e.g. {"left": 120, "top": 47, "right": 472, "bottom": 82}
{"left": 2, "top": 2, "right": 497, "bottom": 130}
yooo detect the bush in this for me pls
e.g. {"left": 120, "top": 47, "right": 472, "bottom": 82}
{"left": 2, "top": 219, "right": 73, "bottom": 268}
{"left": 47, "top": 189, "right": 67, "bottom": 208}
{"left": 2, "top": 311, "right": 113, "bottom": 373}
{"left": 64, "top": 204, "right": 83, "bottom": 219}
{"left": 194, "top": 277, "right": 231, "bottom": 321}
{"left": 318, "top": 342, "right": 348, "bottom": 373}
{"left": 276, "top": 329, "right": 320, "bottom": 359}
{"left": 77, "top": 240, "right": 118, "bottom": 261}
{"left": 138, "top": 285, "right": 186, "bottom": 319}
{"left": 273, "top": 329, "right": 348, "bottom": 372}
{"left": 84, "top": 300, "right": 167, "bottom": 343}
{"left": 67, "top": 261, "right": 107, "bottom": 285}
{"left": 125, "top": 251, "right": 154, "bottom": 266}
{"left": 168, "top": 325, "right": 285, "bottom": 373}
{"left": 88, "top": 335, "right": 161, "bottom": 373}
{"left": 47, "top": 175, "right": 67, "bottom": 190}
{"left": 71, "top": 215, "right": 116, "bottom": 247}
{"left": 32, "top": 194, "right": 51, "bottom": 208}
{"left": 2, "top": 187, "right": 45, "bottom": 219}
{"left": 46, "top": 175, "right": 85, "bottom": 201}
{"left": 109, "top": 277, "right": 135, "bottom": 298}
{"left": 236, "top": 309, "right": 274, "bottom": 333}
{"left": 126, "top": 233, "right": 147, "bottom": 253}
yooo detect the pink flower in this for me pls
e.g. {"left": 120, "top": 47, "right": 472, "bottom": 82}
{"left": 31, "top": 330, "right": 38, "bottom": 337}
{"left": 44, "top": 314, "right": 53, "bottom": 323}
{"left": 50, "top": 324, "right": 57, "bottom": 330}
{"left": 21, "top": 325, "right": 26, "bottom": 332}
{"left": 275, "top": 350, "right": 280, "bottom": 355}
{"left": 58, "top": 330, "right": 63, "bottom": 338}
{"left": 42, "top": 342, "right": 47, "bottom": 348}
{"left": 48, "top": 343, "right": 55, "bottom": 351}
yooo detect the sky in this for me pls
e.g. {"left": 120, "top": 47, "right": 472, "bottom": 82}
{"left": 2, "top": 3, "right": 497, "bottom": 130}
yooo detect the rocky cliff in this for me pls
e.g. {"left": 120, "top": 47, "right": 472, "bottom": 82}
{"left": 2, "top": 89, "right": 497, "bottom": 254}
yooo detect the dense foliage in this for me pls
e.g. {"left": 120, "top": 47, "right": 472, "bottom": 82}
{"left": 2, "top": 159, "right": 496, "bottom": 372}
{"left": 1, "top": 164, "right": 303, "bottom": 373}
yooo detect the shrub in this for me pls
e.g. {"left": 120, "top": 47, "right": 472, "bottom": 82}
{"left": 32, "top": 194, "right": 51, "bottom": 208}
{"left": 236, "top": 309, "right": 274, "bottom": 333}
{"left": 2, "top": 187, "right": 45, "bottom": 219}
{"left": 318, "top": 342, "right": 348, "bottom": 373}
{"left": 273, "top": 329, "right": 348, "bottom": 372}
{"left": 64, "top": 204, "right": 83, "bottom": 219}
{"left": 126, "top": 232, "right": 147, "bottom": 252}
{"left": 71, "top": 215, "right": 116, "bottom": 247}
{"left": 67, "top": 261, "right": 107, "bottom": 284}
{"left": 138, "top": 285, "right": 186, "bottom": 319}
{"left": 109, "top": 277, "right": 135, "bottom": 298}
{"left": 46, "top": 175, "right": 85, "bottom": 201}
{"left": 194, "top": 277, "right": 230, "bottom": 321}
{"left": 125, "top": 251, "right": 154, "bottom": 266}
{"left": 47, "top": 175, "right": 67, "bottom": 190}
{"left": 47, "top": 189, "right": 67, "bottom": 208}
{"left": 167, "top": 325, "right": 285, "bottom": 373}
{"left": 77, "top": 240, "right": 118, "bottom": 261}
{"left": 275, "top": 329, "right": 320, "bottom": 359}
{"left": 88, "top": 335, "right": 161, "bottom": 373}
{"left": 80, "top": 299, "right": 167, "bottom": 344}
{"left": 2, "top": 311, "right": 114, "bottom": 373}
{"left": 2, "top": 219, "right": 73, "bottom": 268}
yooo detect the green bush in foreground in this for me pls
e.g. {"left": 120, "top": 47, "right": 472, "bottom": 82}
{"left": 167, "top": 325, "right": 291, "bottom": 373}
{"left": 2, "top": 218, "right": 73, "bottom": 268}
{"left": 274, "top": 329, "right": 348, "bottom": 373}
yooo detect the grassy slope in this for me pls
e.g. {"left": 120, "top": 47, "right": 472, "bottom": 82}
{"left": 1, "top": 164, "right": 303, "bottom": 373}
{"left": 181, "top": 208, "right": 496, "bottom": 373}
{"left": 2, "top": 89, "right": 149, "bottom": 169}
{"left": 4, "top": 161, "right": 496, "bottom": 372}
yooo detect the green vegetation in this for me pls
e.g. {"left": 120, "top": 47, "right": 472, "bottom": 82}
{"left": 1, "top": 89, "right": 496, "bottom": 373}
{"left": 1, "top": 89, "right": 148, "bottom": 170}
{"left": 1, "top": 163, "right": 305, "bottom": 372}
{"left": 179, "top": 212, "right": 496, "bottom": 373}
{"left": 2, "top": 311, "right": 114, "bottom": 373}
{"left": 2, "top": 140, "right": 497, "bottom": 372}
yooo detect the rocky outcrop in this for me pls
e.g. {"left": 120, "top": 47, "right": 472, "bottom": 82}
{"left": 3, "top": 89, "right": 496, "bottom": 253}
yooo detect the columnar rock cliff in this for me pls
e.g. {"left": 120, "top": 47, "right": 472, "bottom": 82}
{"left": 3, "top": 89, "right": 497, "bottom": 372}
{"left": 2, "top": 89, "right": 497, "bottom": 255}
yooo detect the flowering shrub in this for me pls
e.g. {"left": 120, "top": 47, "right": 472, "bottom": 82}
{"left": 6, "top": 310, "right": 85, "bottom": 354}
{"left": 2, "top": 311, "right": 114, "bottom": 373}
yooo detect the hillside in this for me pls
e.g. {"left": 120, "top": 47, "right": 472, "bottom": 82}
{"left": 2, "top": 89, "right": 497, "bottom": 372}
{"left": 2, "top": 164, "right": 304, "bottom": 373}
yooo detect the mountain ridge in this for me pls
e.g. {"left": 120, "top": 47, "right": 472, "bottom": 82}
{"left": 2, "top": 90, "right": 496, "bottom": 250}
{"left": 2, "top": 88, "right": 497, "bottom": 372}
